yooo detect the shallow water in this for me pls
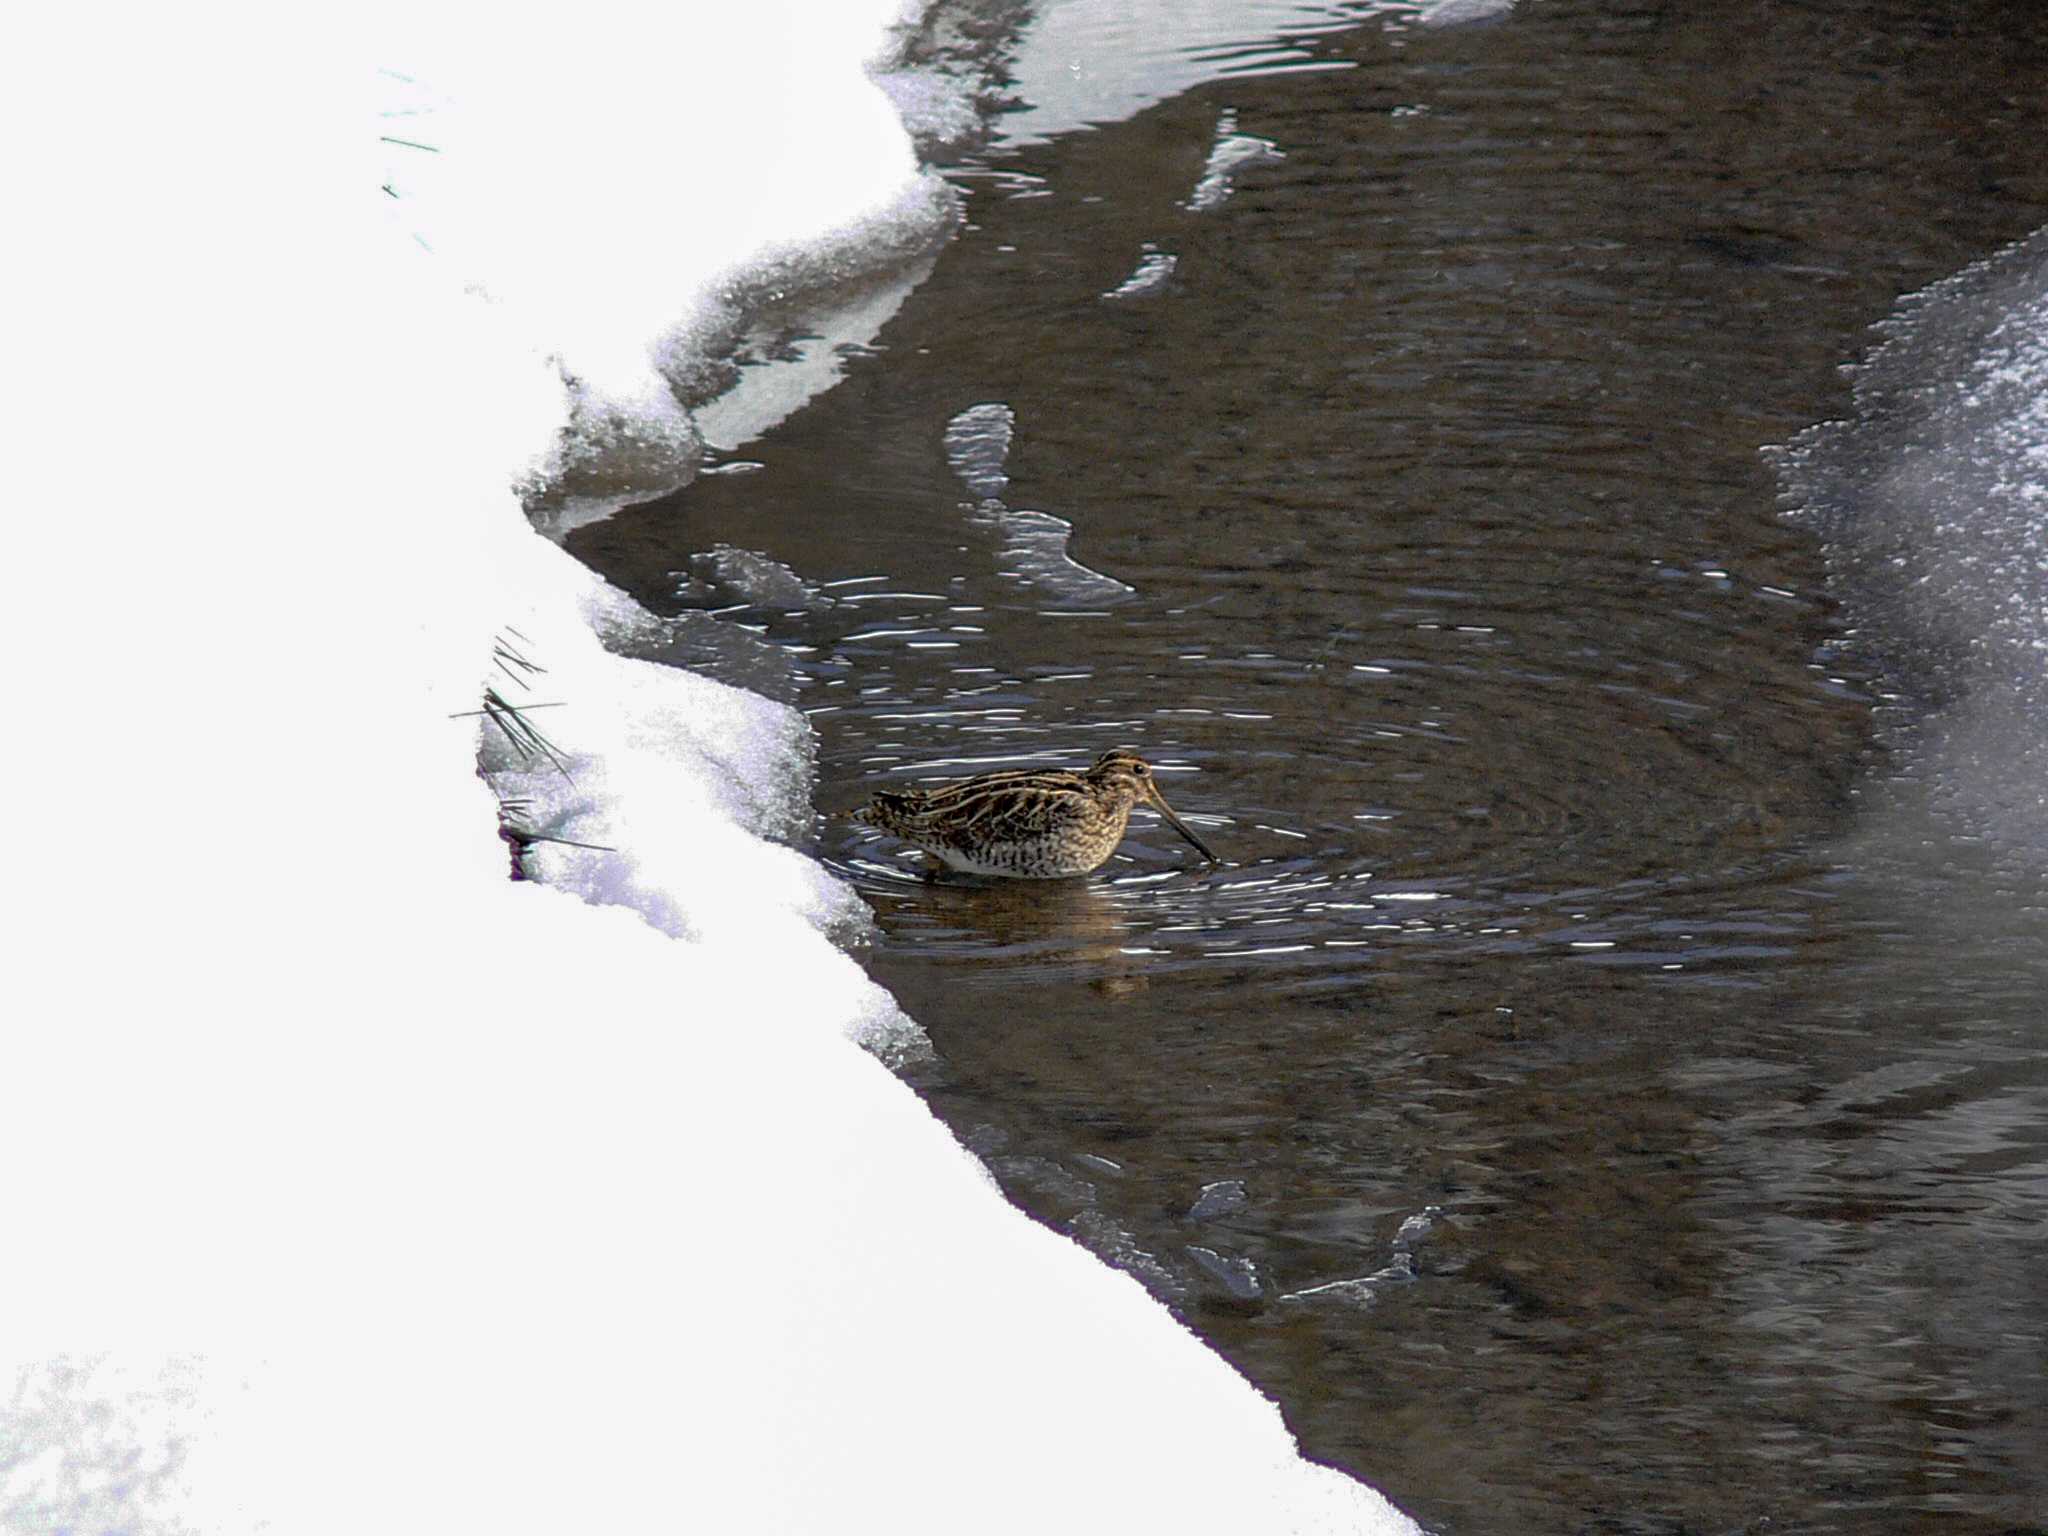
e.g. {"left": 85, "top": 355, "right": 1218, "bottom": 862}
{"left": 572, "top": 2, "right": 2048, "bottom": 1530}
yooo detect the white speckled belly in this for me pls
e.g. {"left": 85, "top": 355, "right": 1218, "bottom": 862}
{"left": 934, "top": 842, "right": 1083, "bottom": 878}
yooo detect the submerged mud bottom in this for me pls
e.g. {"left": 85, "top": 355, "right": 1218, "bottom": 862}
{"left": 569, "top": 1, "right": 2048, "bottom": 1530}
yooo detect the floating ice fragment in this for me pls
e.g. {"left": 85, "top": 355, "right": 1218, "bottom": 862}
{"left": 1415, "top": 0, "right": 1518, "bottom": 26}
{"left": 1188, "top": 1178, "right": 1251, "bottom": 1222}
{"left": 1279, "top": 1251, "right": 1418, "bottom": 1308}
{"left": 1102, "top": 244, "right": 1179, "bottom": 300}
{"left": 1183, "top": 110, "right": 1285, "bottom": 213}
{"left": 1187, "top": 1245, "right": 1264, "bottom": 1302}
{"left": 1280, "top": 1203, "right": 1439, "bottom": 1307}
{"left": 1392, "top": 1205, "right": 1442, "bottom": 1249}
{"left": 674, "top": 545, "right": 831, "bottom": 614}
{"left": 941, "top": 402, "right": 1137, "bottom": 606}
{"left": 942, "top": 401, "right": 1015, "bottom": 499}
{"left": 985, "top": 509, "right": 1138, "bottom": 606}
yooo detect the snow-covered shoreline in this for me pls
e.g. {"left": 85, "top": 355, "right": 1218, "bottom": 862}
{"left": 6, "top": 5, "right": 1414, "bottom": 1531}
{"left": 1777, "top": 227, "right": 2048, "bottom": 870}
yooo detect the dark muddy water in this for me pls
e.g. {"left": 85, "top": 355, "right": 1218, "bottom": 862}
{"left": 572, "top": 2, "right": 2048, "bottom": 1530}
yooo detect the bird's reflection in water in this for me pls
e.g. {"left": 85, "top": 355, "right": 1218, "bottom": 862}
{"left": 860, "top": 865, "right": 1151, "bottom": 995}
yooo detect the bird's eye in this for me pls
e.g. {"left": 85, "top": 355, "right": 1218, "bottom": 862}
{"left": 1135, "top": 763, "right": 1150, "bottom": 776}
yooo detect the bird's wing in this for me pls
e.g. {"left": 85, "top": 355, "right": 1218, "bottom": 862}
{"left": 907, "top": 775, "right": 1090, "bottom": 851}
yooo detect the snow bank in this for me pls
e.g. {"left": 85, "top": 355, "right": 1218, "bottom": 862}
{"left": 477, "top": 543, "right": 932, "bottom": 1068}
{"left": 1776, "top": 226, "right": 2048, "bottom": 865}
{"left": 8, "top": 3, "right": 1415, "bottom": 1534}
{"left": 381, "top": 5, "right": 955, "bottom": 535}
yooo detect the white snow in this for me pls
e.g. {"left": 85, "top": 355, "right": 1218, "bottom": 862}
{"left": 7, "top": 4, "right": 1416, "bottom": 1534}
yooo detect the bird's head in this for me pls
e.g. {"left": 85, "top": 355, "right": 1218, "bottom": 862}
{"left": 1086, "top": 750, "right": 1217, "bottom": 862}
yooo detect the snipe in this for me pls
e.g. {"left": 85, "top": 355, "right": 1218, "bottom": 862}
{"left": 856, "top": 749, "right": 1218, "bottom": 878}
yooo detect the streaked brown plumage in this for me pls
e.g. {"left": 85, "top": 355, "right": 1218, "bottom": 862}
{"left": 855, "top": 749, "right": 1218, "bottom": 878}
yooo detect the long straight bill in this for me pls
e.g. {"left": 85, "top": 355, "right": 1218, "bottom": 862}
{"left": 1146, "top": 784, "right": 1218, "bottom": 862}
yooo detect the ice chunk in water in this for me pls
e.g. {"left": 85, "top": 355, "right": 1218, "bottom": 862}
{"left": 675, "top": 545, "right": 831, "bottom": 614}
{"left": 980, "top": 508, "right": 1137, "bottom": 606}
{"left": 1187, "top": 1245, "right": 1265, "bottom": 1302}
{"left": 942, "top": 401, "right": 1015, "bottom": 499}
{"left": 1102, "top": 245, "right": 1178, "bottom": 299}
{"left": 1416, "top": 0, "right": 1519, "bottom": 25}
{"left": 1279, "top": 1251, "right": 1418, "bottom": 1308}
{"left": 1392, "top": 1204, "right": 1442, "bottom": 1250}
{"left": 942, "top": 402, "right": 1137, "bottom": 606}
{"left": 1277, "top": 1205, "right": 1439, "bottom": 1307}
{"left": 1187, "top": 1178, "right": 1251, "bottom": 1222}
{"left": 1183, "top": 111, "right": 1284, "bottom": 213}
